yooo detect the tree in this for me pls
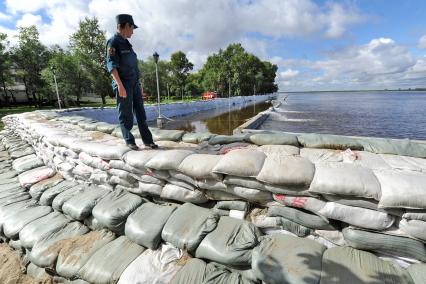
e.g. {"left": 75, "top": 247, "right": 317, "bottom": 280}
{"left": 139, "top": 58, "right": 171, "bottom": 103}
{"left": 0, "top": 33, "right": 13, "bottom": 107}
{"left": 12, "top": 26, "right": 50, "bottom": 106}
{"left": 42, "top": 47, "right": 91, "bottom": 106}
{"left": 70, "top": 17, "right": 111, "bottom": 104}
{"left": 184, "top": 73, "right": 202, "bottom": 99}
{"left": 169, "top": 51, "right": 193, "bottom": 100}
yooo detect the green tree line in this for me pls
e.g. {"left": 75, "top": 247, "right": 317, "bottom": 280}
{"left": 0, "top": 17, "right": 278, "bottom": 107}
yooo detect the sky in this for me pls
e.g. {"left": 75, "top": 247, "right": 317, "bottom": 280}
{"left": 0, "top": 0, "right": 425, "bottom": 91}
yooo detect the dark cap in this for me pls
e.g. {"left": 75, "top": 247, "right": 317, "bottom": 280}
{"left": 116, "top": 14, "right": 138, "bottom": 29}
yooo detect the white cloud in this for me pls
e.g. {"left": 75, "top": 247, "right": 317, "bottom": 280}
{"left": 418, "top": 35, "right": 426, "bottom": 49}
{"left": 0, "top": 11, "right": 12, "bottom": 21}
{"left": 16, "top": 13, "right": 43, "bottom": 28}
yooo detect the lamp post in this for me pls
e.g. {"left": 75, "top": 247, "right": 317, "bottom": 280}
{"left": 50, "top": 65, "right": 62, "bottom": 109}
{"left": 153, "top": 52, "right": 164, "bottom": 128}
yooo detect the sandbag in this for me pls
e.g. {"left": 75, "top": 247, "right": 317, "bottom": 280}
{"left": 257, "top": 155, "right": 314, "bottom": 187}
{"left": 19, "top": 212, "right": 70, "bottom": 249}
{"left": 18, "top": 166, "right": 56, "bottom": 188}
{"left": 0, "top": 200, "right": 37, "bottom": 232}
{"left": 108, "top": 159, "right": 145, "bottom": 174}
{"left": 55, "top": 230, "right": 116, "bottom": 279}
{"left": 77, "top": 236, "right": 145, "bottom": 284}
{"left": 300, "top": 148, "right": 343, "bottom": 163}
{"left": 309, "top": 162, "right": 381, "bottom": 200}
{"left": 92, "top": 189, "right": 143, "bottom": 233}
{"left": 0, "top": 191, "right": 31, "bottom": 206}
{"left": 224, "top": 185, "right": 272, "bottom": 204}
{"left": 178, "top": 154, "right": 222, "bottom": 180}
{"left": 169, "top": 258, "right": 208, "bottom": 284}
{"left": 323, "top": 194, "right": 379, "bottom": 211}
{"left": 29, "top": 222, "right": 90, "bottom": 268}
{"left": 125, "top": 202, "right": 176, "bottom": 249}
{"left": 136, "top": 182, "right": 164, "bottom": 196}
{"left": 407, "top": 263, "right": 426, "bottom": 284}
{"left": 62, "top": 186, "right": 109, "bottom": 221}
{"left": 160, "top": 183, "right": 208, "bottom": 204}
{"left": 3, "top": 205, "right": 52, "bottom": 239}
{"left": 403, "top": 210, "right": 426, "bottom": 222}
{"left": 214, "top": 201, "right": 248, "bottom": 211}
{"left": 196, "top": 216, "right": 261, "bottom": 267}
{"left": 267, "top": 205, "right": 335, "bottom": 230}
{"left": 298, "top": 133, "right": 364, "bottom": 150}
{"left": 72, "top": 164, "right": 93, "bottom": 179}
{"left": 151, "top": 129, "right": 185, "bottom": 141}
{"left": 252, "top": 235, "right": 327, "bottom": 284}
{"left": 353, "top": 151, "right": 392, "bottom": 170}
{"left": 375, "top": 170, "right": 426, "bottom": 209}
{"left": 342, "top": 227, "right": 426, "bottom": 262}
{"left": 360, "top": 137, "right": 426, "bottom": 158}
{"left": 182, "top": 132, "right": 214, "bottom": 144}
{"left": 29, "top": 173, "right": 64, "bottom": 200}
{"left": 249, "top": 132, "right": 299, "bottom": 146}
{"left": 279, "top": 217, "right": 312, "bottom": 237}
{"left": 399, "top": 219, "right": 426, "bottom": 241}
{"left": 213, "top": 149, "right": 266, "bottom": 177}
{"left": 162, "top": 203, "right": 219, "bottom": 253}
{"left": 12, "top": 154, "right": 44, "bottom": 173}
{"left": 145, "top": 149, "right": 194, "bottom": 171}
{"left": 122, "top": 150, "right": 162, "bottom": 169}
{"left": 96, "top": 122, "right": 117, "bottom": 134}
{"left": 74, "top": 141, "right": 130, "bottom": 160}
{"left": 168, "top": 177, "right": 196, "bottom": 191}
{"left": 320, "top": 247, "right": 414, "bottom": 284}
{"left": 258, "top": 144, "right": 300, "bottom": 156}
{"left": 208, "top": 134, "right": 249, "bottom": 145}
{"left": 39, "top": 181, "right": 78, "bottom": 206}
{"left": 52, "top": 184, "right": 87, "bottom": 212}
{"left": 117, "top": 243, "right": 186, "bottom": 284}
{"left": 79, "top": 152, "right": 111, "bottom": 170}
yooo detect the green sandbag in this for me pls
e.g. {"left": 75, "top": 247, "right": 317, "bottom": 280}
{"left": 39, "top": 181, "right": 78, "bottom": 206}
{"left": 182, "top": 132, "right": 215, "bottom": 144}
{"left": 320, "top": 247, "right": 414, "bottom": 284}
{"left": 407, "top": 263, "right": 426, "bottom": 284}
{"left": 249, "top": 133, "right": 299, "bottom": 146}
{"left": 360, "top": 137, "right": 426, "bottom": 158}
{"left": 162, "top": 203, "right": 219, "bottom": 254}
{"left": 77, "top": 236, "right": 145, "bottom": 284}
{"left": 214, "top": 201, "right": 248, "bottom": 211}
{"left": 196, "top": 216, "right": 262, "bottom": 267}
{"left": 297, "top": 133, "right": 364, "bottom": 150}
{"left": 252, "top": 235, "right": 326, "bottom": 284}
{"left": 267, "top": 205, "right": 335, "bottom": 230}
{"left": 151, "top": 129, "right": 185, "bottom": 141}
{"left": 170, "top": 258, "right": 258, "bottom": 284}
{"left": 342, "top": 227, "right": 426, "bottom": 262}
{"left": 125, "top": 202, "right": 176, "bottom": 249}
{"left": 208, "top": 134, "right": 250, "bottom": 145}
{"left": 280, "top": 217, "right": 312, "bottom": 237}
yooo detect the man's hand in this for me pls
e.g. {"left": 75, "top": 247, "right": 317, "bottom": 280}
{"left": 118, "top": 84, "right": 127, "bottom": 98}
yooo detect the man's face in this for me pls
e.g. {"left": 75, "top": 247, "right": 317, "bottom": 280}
{"left": 123, "top": 23, "right": 135, "bottom": 38}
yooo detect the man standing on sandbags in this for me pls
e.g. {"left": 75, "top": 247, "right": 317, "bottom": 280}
{"left": 106, "top": 14, "right": 158, "bottom": 150}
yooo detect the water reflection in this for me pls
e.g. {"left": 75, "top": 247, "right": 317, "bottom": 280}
{"left": 152, "top": 101, "right": 271, "bottom": 135}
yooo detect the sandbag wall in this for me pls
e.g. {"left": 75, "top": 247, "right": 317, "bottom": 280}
{"left": 1, "top": 110, "right": 426, "bottom": 283}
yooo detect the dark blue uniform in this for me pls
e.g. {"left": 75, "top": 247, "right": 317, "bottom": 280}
{"left": 106, "top": 33, "right": 154, "bottom": 146}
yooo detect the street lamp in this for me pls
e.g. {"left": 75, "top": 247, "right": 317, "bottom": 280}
{"left": 50, "top": 65, "right": 62, "bottom": 109}
{"left": 153, "top": 52, "right": 164, "bottom": 128}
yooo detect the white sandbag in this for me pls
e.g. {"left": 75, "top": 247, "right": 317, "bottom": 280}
{"left": 62, "top": 186, "right": 109, "bottom": 221}
{"left": 122, "top": 150, "right": 162, "bottom": 169}
{"left": 92, "top": 189, "right": 143, "bottom": 233}
{"left": 310, "top": 162, "right": 381, "bottom": 200}
{"left": 225, "top": 185, "right": 273, "bottom": 204}
{"left": 353, "top": 151, "right": 392, "bottom": 170}
{"left": 300, "top": 148, "right": 343, "bottom": 163}
{"left": 117, "top": 243, "right": 185, "bottom": 284}
{"left": 257, "top": 155, "right": 315, "bottom": 187}
{"left": 399, "top": 219, "right": 426, "bottom": 241}
{"left": 168, "top": 177, "right": 195, "bottom": 191}
{"left": 161, "top": 183, "right": 208, "bottom": 204}
{"left": 89, "top": 169, "right": 110, "bottom": 184}
{"left": 169, "top": 170, "right": 198, "bottom": 186}
{"left": 136, "top": 182, "right": 164, "bottom": 196}
{"left": 258, "top": 144, "right": 300, "bottom": 156}
{"left": 403, "top": 210, "right": 426, "bottom": 221}
{"left": 29, "top": 221, "right": 90, "bottom": 268}
{"left": 18, "top": 166, "right": 56, "bottom": 188}
{"left": 178, "top": 154, "right": 222, "bottom": 180}
{"left": 204, "top": 189, "right": 242, "bottom": 201}
{"left": 213, "top": 149, "right": 266, "bottom": 177}
{"left": 3, "top": 205, "right": 52, "bottom": 239}
{"left": 77, "top": 236, "right": 145, "bottom": 284}
{"left": 108, "top": 160, "right": 145, "bottom": 174}
{"left": 318, "top": 202, "right": 395, "bottom": 230}
{"left": 109, "top": 175, "right": 138, "bottom": 188}
{"left": 55, "top": 230, "right": 116, "bottom": 279}
{"left": 375, "top": 170, "right": 426, "bottom": 209}
{"left": 145, "top": 150, "right": 194, "bottom": 171}
{"left": 74, "top": 141, "right": 130, "bottom": 160}
{"left": 79, "top": 152, "right": 111, "bottom": 170}
{"left": 139, "top": 174, "right": 166, "bottom": 185}
{"left": 19, "top": 212, "right": 70, "bottom": 248}
{"left": 107, "top": 168, "right": 137, "bottom": 183}
{"left": 197, "top": 179, "right": 227, "bottom": 191}
{"left": 72, "top": 164, "right": 93, "bottom": 179}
